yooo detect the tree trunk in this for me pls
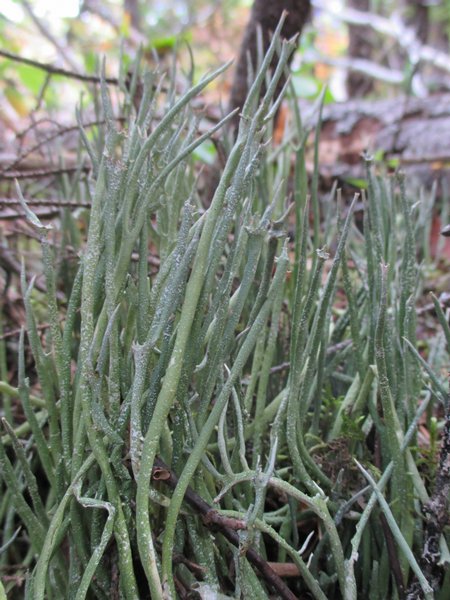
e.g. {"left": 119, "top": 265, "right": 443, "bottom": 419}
{"left": 201, "top": 1, "right": 311, "bottom": 202}
{"left": 402, "top": 0, "right": 429, "bottom": 43}
{"left": 346, "top": 0, "right": 375, "bottom": 97}
{"left": 228, "top": 0, "right": 311, "bottom": 128}
{"left": 124, "top": 0, "right": 140, "bottom": 31}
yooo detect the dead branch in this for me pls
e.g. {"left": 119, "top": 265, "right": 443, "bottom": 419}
{"left": 0, "top": 119, "right": 126, "bottom": 175}
{"left": 152, "top": 458, "right": 297, "bottom": 600}
{"left": 0, "top": 49, "right": 119, "bottom": 86}
{"left": 0, "top": 246, "right": 47, "bottom": 294}
{"left": 0, "top": 166, "right": 90, "bottom": 180}
{"left": 20, "top": 0, "right": 81, "bottom": 73}
{"left": 0, "top": 198, "right": 89, "bottom": 208}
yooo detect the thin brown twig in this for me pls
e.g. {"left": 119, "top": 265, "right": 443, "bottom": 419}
{"left": 153, "top": 458, "right": 298, "bottom": 600}
{"left": 379, "top": 512, "right": 406, "bottom": 599}
{"left": 20, "top": 0, "right": 81, "bottom": 73}
{"left": 173, "top": 577, "right": 189, "bottom": 600}
{"left": 0, "top": 166, "right": 91, "bottom": 180}
{"left": 16, "top": 117, "right": 67, "bottom": 141}
{"left": 153, "top": 538, "right": 206, "bottom": 580}
{"left": 269, "top": 340, "right": 353, "bottom": 374}
{"left": 34, "top": 73, "right": 52, "bottom": 114}
{"left": 0, "top": 210, "right": 64, "bottom": 221}
{"left": 0, "top": 246, "right": 48, "bottom": 294}
{"left": 14, "top": 117, "right": 65, "bottom": 161}
{"left": 267, "top": 562, "right": 301, "bottom": 577}
{"left": 0, "top": 49, "right": 119, "bottom": 85}
{"left": 417, "top": 292, "right": 450, "bottom": 316}
{"left": 0, "top": 198, "right": 90, "bottom": 208}
{"left": 1, "top": 118, "right": 126, "bottom": 175}
{"left": 372, "top": 423, "right": 406, "bottom": 599}
{"left": 270, "top": 361, "right": 291, "bottom": 375}
{"left": 0, "top": 323, "right": 51, "bottom": 341}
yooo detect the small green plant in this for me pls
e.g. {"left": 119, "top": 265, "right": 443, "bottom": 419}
{"left": 1, "top": 24, "right": 449, "bottom": 600}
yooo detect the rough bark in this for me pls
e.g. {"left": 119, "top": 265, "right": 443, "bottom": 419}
{"left": 305, "top": 92, "right": 450, "bottom": 192}
{"left": 201, "top": 1, "right": 311, "bottom": 202}
{"left": 228, "top": 0, "right": 311, "bottom": 128}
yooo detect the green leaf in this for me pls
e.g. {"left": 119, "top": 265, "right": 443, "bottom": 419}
{"left": 83, "top": 50, "right": 97, "bottom": 74}
{"left": 17, "top": 64, "right": 46, "bottom": 95}
{"left": 193, "top": 140, "right": 217, "bottom": 165}
{"left": 344, "top": 177, "right": 368, "bottom": 189}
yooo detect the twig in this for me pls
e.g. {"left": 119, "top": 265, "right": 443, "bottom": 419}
{"left": 269, "top": 340, "right": 352, "bottom": 374}
{"left": 0, "top": 246, "right": 48, "bottom": 294}
{"left": 34, "top": 73, "right": 52, "bottom": 113}
{"left": 0, "top": 166, "right": 91, "bottom": 180}
{"left": 270, "top": 361, "right": 291, "bottom": 375}
{"left": 152, "top": 458, "right": 298, "bottom": 600}
{"left": 379, "top": 512, "right": 406, "bottom": 599}
{"left": 416, "top": 293, "right": 450, "bottom": 316}
{"left": 1, "top": 119, "right": 125, "bottom": 175}
{"left": 153, "top": 538, "right": 206, "bottom": 579}
{"left": 172, "top": 554, "right": 206, "bottom": 579}
{"left": 0, "top": 323, "right": 51, "bottom": 341}
{"left": 173, "top": 576, "right": 189, "bottom": 600}
{"left": 0, "top": 198, "right": 90, "bottom": 208}
{"left": 267, "top": 563, "right": 300, "bottom": 577}
{"left": 372, "top": 424, "right": 405, "bottom": 598}
{"left": 0, "top": 210, "right": 65, "bottom": 221}
{"left": 20, "top": 0, "right": 82, "bottom": 73}
{"left": 0, "top": 49, "right": 119, "bottom": 85}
